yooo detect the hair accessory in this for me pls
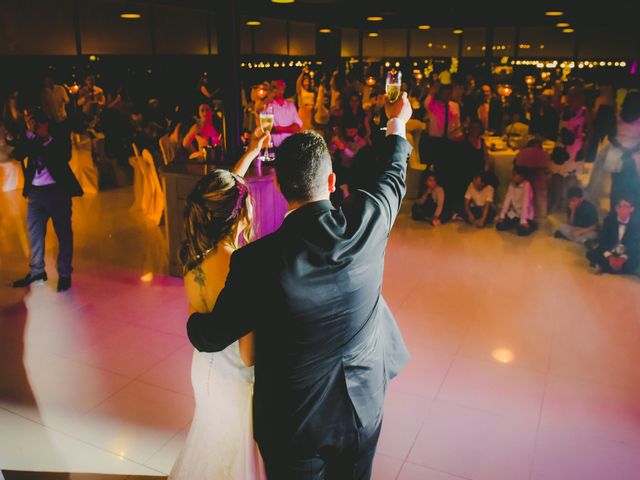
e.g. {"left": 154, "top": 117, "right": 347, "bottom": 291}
{"left": 226, "top": 180, "right": 248, "bottom": 221}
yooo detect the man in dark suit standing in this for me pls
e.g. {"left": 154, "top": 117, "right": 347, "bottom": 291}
{"left": 187, "top": 94, "right": 413, "bottom": 479}
{"left": 587, "top": 195, "right": 639, "bottom": 274}
{"left": 11, "top": 108, "right": 83, "bottom": 292}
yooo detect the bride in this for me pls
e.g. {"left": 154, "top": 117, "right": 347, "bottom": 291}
{"left": 169, "top": 128, "right": 269, "bottom": 479}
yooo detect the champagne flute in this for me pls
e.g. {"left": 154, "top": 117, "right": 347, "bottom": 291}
{"left": 258, "top": 104, "right": 274, "bottom": 161}
{"left": 386, "top": 70, "right": 402, "bottom": 103}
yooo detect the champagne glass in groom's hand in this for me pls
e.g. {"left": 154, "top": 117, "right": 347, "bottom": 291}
{"left": 385, "top": 91, "right": 412, "bottom": 125}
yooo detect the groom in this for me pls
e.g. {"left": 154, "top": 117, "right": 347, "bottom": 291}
{"left": 187, "top": 94, "right": 413, "bottom": 479}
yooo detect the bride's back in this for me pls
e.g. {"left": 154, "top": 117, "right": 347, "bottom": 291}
{"left": 184, "top": 245, "right": 233, "bottom": 314}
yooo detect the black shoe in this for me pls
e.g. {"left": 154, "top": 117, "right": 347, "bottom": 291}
{"left": 12, "top": 272, "right": 48, "bottom": 288}
{"left": 57, "top": 276, "right": 71, "bottom": 292}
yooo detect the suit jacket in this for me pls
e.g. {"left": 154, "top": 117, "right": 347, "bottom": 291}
{"left": 187, "top": 134, "right": 412, "bottom": 454}
{"left": 596, "top": 214, "right": 640, "bottom": 270}
{"left": 11, "top": 131, "right": 82, "bottom": 198}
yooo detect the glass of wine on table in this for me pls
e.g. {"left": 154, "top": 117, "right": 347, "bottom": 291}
{"left": 258, "top": 103, "right": 275, "bottom": 162}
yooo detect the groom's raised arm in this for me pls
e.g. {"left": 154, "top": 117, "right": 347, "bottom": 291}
{"left": 368, "top": 93, "right": 413, "bottom": 230}
{"left": 187, "top": 250, "right": 255, "bottom": 352}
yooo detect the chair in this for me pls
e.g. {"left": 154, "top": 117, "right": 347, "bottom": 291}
{"left": 158, "top": 134, "right": 175, "bottom": 166}
{"left": 129, "top": 144, "right": 147, "bottom": 213}
{"left": 141, "top": 149, "right": 165, "bottom": 225}
{"left": 70, "top": 133, "right": 98, "bottom": 194}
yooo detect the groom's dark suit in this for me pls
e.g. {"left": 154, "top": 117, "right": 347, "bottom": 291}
{"left": 187, "top": 132, "right": 411, "bottom": 478}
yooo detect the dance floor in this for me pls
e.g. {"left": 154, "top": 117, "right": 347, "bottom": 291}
{"left": 1, "top": 186, "right": 639, "bottom": 480}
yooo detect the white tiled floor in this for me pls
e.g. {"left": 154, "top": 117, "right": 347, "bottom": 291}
{"left": 1, "top": 186, "right": 640, "bottom": 479}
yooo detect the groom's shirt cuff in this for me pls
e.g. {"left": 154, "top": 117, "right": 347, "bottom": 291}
{"left": 386, "top": 118, "right": 406, "bottom": 139}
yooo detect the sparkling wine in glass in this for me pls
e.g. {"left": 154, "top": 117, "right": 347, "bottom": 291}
{"left": 386, "top": 70, "right": 402, "bottom": 103}
{"left": 258, "top": 104, "right": 275, "bottom": 161}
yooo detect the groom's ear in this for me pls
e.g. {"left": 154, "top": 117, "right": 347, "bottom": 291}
{"left": 328, "top": 172, "right": 337, "bottom": 194}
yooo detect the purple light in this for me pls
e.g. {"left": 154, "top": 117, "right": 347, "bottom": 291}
{"left": 631, "top": 61, "right": 638, "bottom": 75}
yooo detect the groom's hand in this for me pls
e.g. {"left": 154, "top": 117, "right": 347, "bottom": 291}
{"left": 385, "top": 92, "right": 412, "bottom": 124}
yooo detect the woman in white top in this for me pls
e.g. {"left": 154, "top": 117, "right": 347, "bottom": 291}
{"left": 169, "top": 128, "right": 270, "bottom": 480}
{"left": 296, "top": 67, "right": 316, "bottom": 130}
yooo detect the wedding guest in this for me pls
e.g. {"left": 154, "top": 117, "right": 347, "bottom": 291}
{"left": 496, "top": 166, "right": 537, "bottom": 236}
{"left": 451, "top": 120, "right": 487, "bottom": 213}
{"left": 586, "top": 195, "right": 639, "bottom": 274}
{"left": 269, "top": 80, "right": 302, "bottom": 149}
{"left": 77, "top": 74, "right": 106, "bottom": 118}
{"left": 554, "top": 187, "right": 599, "bottom": 245}
{"left": 586, "top": 83, "right": 617, "bottom": 163}
{"left": 515, "top": 139, "right": 551, "bottom": 218}
{"left": 530, "top": 90, "right": 560, "bottom": 140}
{"left": 11, "top": 108, "right": 83, "bottom": 292}
{"left": 420, "top": 83, "right": 463, "bottom": 199}
{"left": 549, "top": 87, "right": 589, "bottom": 213}
{"left": 412, "top": 173, "right": 449, "bottom": 226}
{"left": 343, "top": 91, "right": 371, "bottom": 143}
{"left": 40, "top": 74, "right": 69, "bottom": 124}
{"left": 609, "top": 91, "right": 640, "bottom": 208}
{"left": 477, "top": 84, "right": 504, "bottom": 134}
{"left": 330, "top": 120, "right": 367, "bottom": 198}
{"left": 463, "top": 172, "right": 496, "bottom": 228}
{"left": 296, "top": 67, "right": 316, "bottom": 131}
{"left": 182, "top": 102, "right": 222, "bottom": 158}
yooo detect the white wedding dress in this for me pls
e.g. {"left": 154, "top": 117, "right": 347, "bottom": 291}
{"left": 169, "top": 340, "right": 266, "bottom": 479}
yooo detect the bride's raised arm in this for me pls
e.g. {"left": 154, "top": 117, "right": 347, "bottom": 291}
{"left": 231, "top": 127, "right": 270, "bottom": 177}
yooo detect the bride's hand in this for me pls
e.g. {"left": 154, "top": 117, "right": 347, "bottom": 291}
{"left": 246, "top": 127, "right": 271, "bottom": 158}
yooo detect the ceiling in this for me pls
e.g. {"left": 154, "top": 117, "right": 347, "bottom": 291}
{"left": 158, "top": 0, "right": 640, "bottom": 28}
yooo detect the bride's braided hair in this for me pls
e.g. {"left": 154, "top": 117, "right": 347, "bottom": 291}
{"left": 180, "top": 170, "right": 254, "bottom": 274}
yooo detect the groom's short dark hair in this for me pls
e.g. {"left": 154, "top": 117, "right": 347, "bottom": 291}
{"left": 276, "top": 131, "right": 332, "bottom": 202}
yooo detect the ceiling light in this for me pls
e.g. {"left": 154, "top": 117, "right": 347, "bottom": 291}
{"left": 545, "top": 11, "right": 564, "bottom": 16}
{"left": 319, "top": 28, "right": 332, "bottom": 33}
{"left": 562, "top": 28, "right": 574, "bottom": 33}
{"left": 367, "top": 16, "right": 384, "bottom": 21}
{"left": 418, "top": 25, "right": 431, "bottom": 30}
{"left": 368, "top": 31, "right": 380, "bottom": 37}
{"left": 246, "top": 18, "right": 261, "bottom": 26}
{"left": 556, "top": 22, "right": 570, "bottom": 27}
{"left": 120, "top": 1, "right": 142, "bottom": 19}
{"left": 272, "top": 0, "right": 295, "bottom": 3}
{"left": 453, "top": 29, "right": 463, "bottom": 34}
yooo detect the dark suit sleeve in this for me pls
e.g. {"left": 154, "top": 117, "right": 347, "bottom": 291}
{"left": 364, "top": 134, "right": 412, "bottom": 231}
{"left": 186, "top": 250, "right": 256, "bottom": 352}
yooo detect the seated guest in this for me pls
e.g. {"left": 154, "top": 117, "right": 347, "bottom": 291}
{"left": 182, "top": 102, "right": 222, "bottom": 158}
{"left": 514, "top": 139, "right": 551, "bottom": 218}
{"left": 586, "top": 195, "right": 639, "bottom": 274}
{"left": 269, "top": 80, "right": 303, "bottom": 149}
{"left": 463, "top": 172, "right": 496, "bottom": 228}
{"left": 412, "top": 173, "right": 449, "bottom": 226}
{"left": 496, "top": 166, "right": 537, "bottom": 236}
{"left": 554, "top": 187, "right": 599, "bottom": 245}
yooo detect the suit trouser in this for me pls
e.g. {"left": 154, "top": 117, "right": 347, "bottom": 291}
{"left": 260, "top": 411, "right": 383, "bottom": 480}
{"left": 27, "top": 185, "right": 73, "bottom": 277}
{"left": 586, "top": 249, "right": 639, "bottom": 274}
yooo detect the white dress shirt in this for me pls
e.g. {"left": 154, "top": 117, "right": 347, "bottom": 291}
{"left": 270, "top": 99, "right": 303, "bottom": 148}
